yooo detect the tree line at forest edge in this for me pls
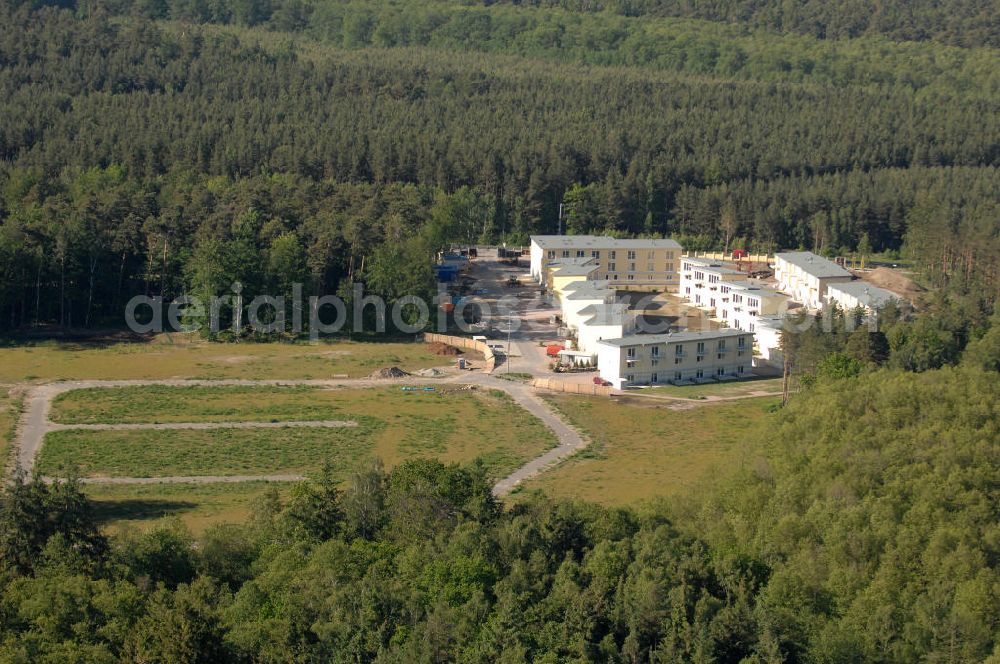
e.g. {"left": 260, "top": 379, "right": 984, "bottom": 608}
{"left": 0, "top": 3, "right": 997, "bottom": 660}
{"left": 1, "top": 365, "right": 997, "bottom": 661}
{"left": 0, "top": 4, "right": 997, "bottom": 336}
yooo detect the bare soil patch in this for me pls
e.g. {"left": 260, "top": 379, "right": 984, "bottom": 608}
{"left": 427, "top": 342, "right": 462, "bottom": 356}
{"left": 857, "top": 267, "right": 926, "bottom": 303}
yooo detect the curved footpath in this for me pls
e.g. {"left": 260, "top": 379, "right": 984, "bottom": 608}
{"left": 11, "top": 375, "right": 591, "bottom": 496}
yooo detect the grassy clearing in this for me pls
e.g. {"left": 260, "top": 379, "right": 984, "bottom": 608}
{"left": 52, "top": 385, "right": 347, "bottom": 424}
{"left": 0, "top": 335, "right": 450, "bottom": 382}
{"left": 38, "top": 426, "right": 375, "bottom": 478}
{"left": 83, "top": 481, "right": 290, "bottom": 534}
{"left": 41, "top": 386, "right": 556, "bottom": 480}
{"left": 517, "top": 395, "right": 779, "bottom": 506}
{"left": 641, "top": 377, "right": 785, "bottom": 399}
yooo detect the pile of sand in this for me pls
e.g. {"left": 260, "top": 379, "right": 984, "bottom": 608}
{"left": 860, "top": 267, "right": 925, "bottom": 302}
{"left": 368, "top": 366, "right": 411, "bottom": 379}
{"left": 416, "top": 367, "right": 446, "bottom": 377}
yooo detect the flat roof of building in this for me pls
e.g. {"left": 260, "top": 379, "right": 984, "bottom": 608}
{"left": 775, "top": 251, "right": 851, "bottom": 278}
{"left": 681, "top": 257, "right": 725, "bottom": 268}
{"left": 706, "top": 267, "right": 746, "bottom": 277}
{"left": 597, "top": 328, "right": 750, "bottom": 348}
{"left": 681, "top": 257, "right": 745, "bottom": 277}
{"left": 561, "top": 279, "right": 609, "bottom": 291}
{"left": 577, "top": 302, "right": 620, "bottom": 316}
{"left": 552, "top": 263, "right": 599, "bottom": 277}
{"left": 726, "top": 282, "right": 788, "bottom": 299}
{"left": 532, "top": 235, "right": 682, "bottom": 250}
{"left": 565, "top": 287, "right": 616, "bottom": 301}
{"left": 827, "top": 281, "right": 898, "bottom": 308}
{"left": 578, "top": 302, "right": 630, "bottom": 325}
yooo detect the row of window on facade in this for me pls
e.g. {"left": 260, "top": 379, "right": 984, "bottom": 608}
{"left": 547, "top": 249, "right": 676, "bottom": 261}
{"left": 626, "top": 352, "right": 750, "bottom": 367}
{"left": 603, "top": 273, "right": 674, "bottom": 281}
{"left": 625, "top": 339, "right": 747, "bottom": 358}
{"left": 605, "top": 262, "right": 675, "bottom": 272}
{"left": 685, "top": 288, "right": 759, "bottom": 311}
{"left": 624, "top": 365, "right": 747, "bottom": 383}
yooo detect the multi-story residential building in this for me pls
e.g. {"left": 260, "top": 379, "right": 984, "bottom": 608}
{"left": 773, "top": 252, "right": 853, "bottom": 309}
{"left": 718, "top": 282, "right": 789, "bottom": 332}
{"left": 545, "top": 261, "right": 599, "bottom": 293}
{"left": 560, "top": 282, "right": 618, "bottom": 332}
{"left": 575, "top": 302, "right": 635, "bottom": 355}
{"left": 596, "top": 329, "right": 754, "bottom": 389}
{"left": 556, "top": 278, "right": 610, "bottom": 301}
{"left": 825, "top": 281, "right": 898, "bottom": 313}
{"left": 679, "top": 257, "right": 748, "bottom": 315}
{"left": 751, "top": 316, "right": 786, "bottom": 368}
{"left": 677, "top": 258, "right": 791, "bottom": 369}
{"left": 530, "top": 236, "right": 682, "bottom": 291}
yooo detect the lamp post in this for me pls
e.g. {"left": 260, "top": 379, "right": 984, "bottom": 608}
{"left": 506, "top": 312, "right": 512, "bottom": 375}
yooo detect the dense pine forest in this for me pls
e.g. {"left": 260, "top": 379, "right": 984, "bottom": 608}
{"left": 481, "top": 0, "right": 1000, "bottom": 47}
{"left": 0, "top": 0, "right": 998, "bottom": 331}
{"left": 1, "top": 1, "right": 999, "bottom": 661}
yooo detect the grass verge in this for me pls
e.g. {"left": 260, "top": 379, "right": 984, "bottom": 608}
{"left": 0, "top": 336, "right": 449, "bottom": 382}
{"left": 516, "top": 394, "right": 780, "bottom": 506}
{"left": 0, "top": 387, "right": 23, "bottom": 475}
{"left": 641, "top": 376, "right": 785, "bottom": 399}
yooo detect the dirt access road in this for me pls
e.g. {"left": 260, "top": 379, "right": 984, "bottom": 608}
{"left": 462, "top": 249, "right": 561, "bottom": 376}
{"left": 12, "top": 373, "right": 589, "bottom": 496}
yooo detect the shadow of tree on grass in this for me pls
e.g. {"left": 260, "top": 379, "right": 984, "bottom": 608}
{"left": 90, "top": 499, "right": 198, "bottom": 525}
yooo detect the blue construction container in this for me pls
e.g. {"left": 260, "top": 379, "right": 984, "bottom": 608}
{"left": 434, "top": 264, "right": 459, "bottom": 282}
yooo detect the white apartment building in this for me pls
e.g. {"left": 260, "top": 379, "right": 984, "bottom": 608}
{"left": 557, "top": 278, "right": 610, "bottom": 299}
{"left": 713, "top": 284, "right": 789, "bottom": 370}
{"left": 679, "top": 257, "right": 748, "bottom": 315}
{"left": 826, "top": 281, "right": 898, "bottom": 313}
{"left": 749, "top": 316, "right": 786, "bottom": 368}
{"left": 560, "top": 282, "right": 618, "bottom": 332}
{"left": 677, "top": 258, "right": 791, "bottom": 369}
{"left": 575, "top": 302, "right": 635, "bottom": 355}
{"left": 774, "top": 252, "right": 853, "bottom": 309}
{"left": 530, "top": 235, "right": 682, "bottom": 290}
{"left": 544, "top": 259, "right": 599, "bottom": 293}
{"left": 596, "top": 329, "right": 754, "bottom": 389}
{"left": 718, "top": 282, "right": 789, "bottom": 332}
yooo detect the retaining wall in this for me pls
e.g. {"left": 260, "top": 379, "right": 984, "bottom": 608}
{"left": 422, "top": 332, "right": 496, "bottom": 373}
{"left": 530, "top": 378, "right": 615, "bottom": 397}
